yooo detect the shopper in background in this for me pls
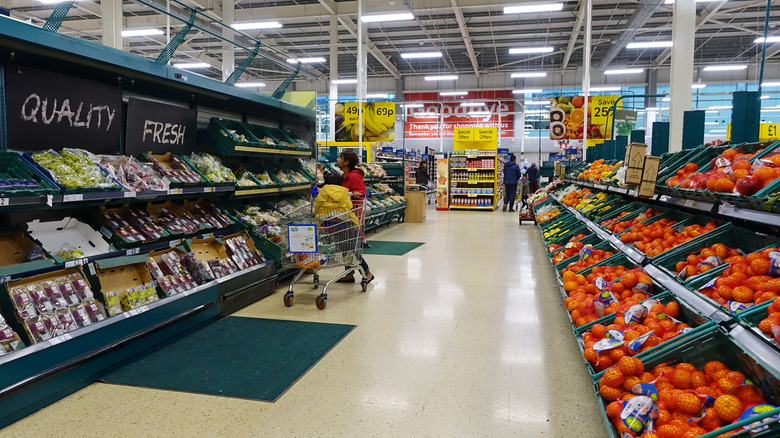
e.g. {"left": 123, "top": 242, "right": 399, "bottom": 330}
{"left": 520, "top": 176, "right": 530, "bottom": 211}
{"left": 335, "top": 150, "right": 375, "bottom": 284}
{"left": 415, "top": 159, "right": 430, "bottom": 189}
{"left": 526, "top": 162, "right": 540, "bottom": 194}
{"left": 503, "top": 155, "right": 522, "bottom": 212}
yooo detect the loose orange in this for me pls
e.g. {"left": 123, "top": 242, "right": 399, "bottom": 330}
{"left": 713, "top": 177, "right": 735, "bottom": 193}
{"left": 754, "top": 166, "right": 777, "bottom": 185}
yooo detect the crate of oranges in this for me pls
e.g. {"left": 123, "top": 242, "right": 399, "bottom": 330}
{"left": 657, "top": 145, "right": 727, "bottom": 196}
{"left": 575, "top": 159, "right": 623, "bottom": 183}
{"left": 597, "top": 202, "right": 650, "bottom": 228}
{"left": 653, "top": 225, "right": 780, "bottom": 286}
{"left": 616, "top": 210, "right": 724, "bottom": 260}
{"left": 689, "top": 246, "right": 780, "bottom": 316}
{"left": 738, "top": 297, "right": 780, "bottom": 353}
{"left": 603, "top": 207, "right": 663, "bottom": 235}
{"left": 556, "top": 242, "right": 618, "bottom": 274}
{"left": 594, "top": 327, "right": 780, "bottom": 438}
{"left": 548, "top": 233, "right": 603, "bottom": 263}
{"left": 576, "top": 292, "right": 716, "bottom": 376}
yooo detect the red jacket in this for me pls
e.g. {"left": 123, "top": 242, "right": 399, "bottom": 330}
{"left": 341, "top": 168, "right": 366, "bottom": 197}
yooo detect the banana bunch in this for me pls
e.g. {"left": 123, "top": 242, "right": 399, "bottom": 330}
{"left": 364, "top": 103, "right": 395, "bottom": 142}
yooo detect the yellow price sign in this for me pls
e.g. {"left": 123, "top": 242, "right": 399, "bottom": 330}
{"left": 475, "top": 127, "right": 497, "bottom": 141}
{"left": 590, "top": 95, "right": 621, "bottom": 125}
{"left": 342, "top": 102, "right": 395, "bottom": 127}
{"left": 760, "top": 123, "right": 780, "bottom": 140}
{"left": 454, "top": 127, "right": 473, "bottom": 140}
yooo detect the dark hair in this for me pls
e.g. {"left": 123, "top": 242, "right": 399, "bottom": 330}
{"left": 340, "top": 150, "right": 359, "bottom": 170}
{"left": 510, "top": 155, "right": 517, "bottom": 161}
{"left": 323, "top": 172, "right": 343, "bottom": 186}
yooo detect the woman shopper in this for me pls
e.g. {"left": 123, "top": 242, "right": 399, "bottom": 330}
{"left": 335, "top": 150, "right": 375, "bottom": 284}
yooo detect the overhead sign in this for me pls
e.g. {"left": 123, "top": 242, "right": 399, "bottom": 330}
{"left": 549, "top": 95, "right": 621, "bottom": 146}
{"left": 497, "top": 148, "right": 509, "bottom": 154}
{"left": 5, "top": 65, "right": 122, "bottom": 153}
{"left": 403, "top": 90, "right": 515, "bottom": 139}
{"left": 454, "top": 127, "right": 473, "bottom": 140}
{"left": 125, "top": 98, "right": 197, "bottom": 155}
{"left": 336, "top": 101, "right": 395, "bottom": 142}
{"left": 382, "top": 146, "right": 394, "bottom": 153}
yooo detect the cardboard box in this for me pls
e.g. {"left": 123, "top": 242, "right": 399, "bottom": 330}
{"left": 624, "top": 142, "right": 647, "bottom": 186}
{"left": 92, "top": 258, "right": 159, "bottom": 316}
{"left": 642, "top": 156, "right": 661, "bottom": 183}
{"left": 27, "top": 217, "right": 112, "bottom": 263}
{"left": 0, "top": 231, "right": 54, "bottom": 276}
{"left": 187, "top": 236, "right": 229, "bottom": 261}
{"left": 636, "top": 179, "right": 656, "bottom": 198}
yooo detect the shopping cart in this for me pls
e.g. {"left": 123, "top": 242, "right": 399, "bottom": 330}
{"left": 278, "top": 196, "right": 368, "bottom": 310}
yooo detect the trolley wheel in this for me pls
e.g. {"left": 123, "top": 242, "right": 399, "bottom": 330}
{"left": 315, "top": 294, "right": 327, "bottom": 310}
{"left": 360, "top": 279, "right": 368, "bottom": 292}
{"left": 283, "top": 292, "right": 294, "bottom": 307}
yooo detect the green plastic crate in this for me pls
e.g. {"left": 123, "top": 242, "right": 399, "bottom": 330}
{"left": 0, "top": 152, "right": 60, "bottom": 196}
{"left": 554, "top": 240, "right": 618, "bottom": 273}
{"left": 737, "top": 302, "right": 778, "bottom": 354}
{"left": 204, "top": 117, "right": 263, "bottom": 153}
{"left": 548, "top": 233, "right": 605, "bottom": 261}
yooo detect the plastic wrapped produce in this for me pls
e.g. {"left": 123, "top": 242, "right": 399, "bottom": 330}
{"left": 254, "top": 170, "right": 277, "bottom": 187}
{"left": 31, "top": 149, "right": 120, "bottom": 190}
{"left": 95, "top": 155, "right": 169, "bottom": 191}
{"left": 187, "top": 153, "right": 237, "bottom": 183}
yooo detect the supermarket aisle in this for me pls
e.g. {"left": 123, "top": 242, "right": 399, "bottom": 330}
{"left": 6, "top": 207, "right": 604, "bottom": 437}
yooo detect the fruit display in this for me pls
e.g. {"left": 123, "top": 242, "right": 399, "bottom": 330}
{"left": 8, "top": 272, "right": 105, "bottom": 343}
{"left": 237, "top": 205, "right": 283, "bottom": 229}
{"left": 697, "top": 247, "right": 780, "bottom": 312}
{"left": 581, "top": 299, "right": 694, "bottom": 372}
{"left": 31, "top": 149, "right": 121, "bottom": 190}
{"left": 603, "top": 208, "right": 660, "bottom": 234}
{"left": 0, "top": 313, "right": 25, "bottom": 354}
{"left": 145, "top": 251, "right": 199, "bottom": 297}
{"left": 536, "top": 205, "right": 564, "bottom": 224}
{"left": 360, "top": 162, "right": 388, "bottom": 179}
{"left": 561, "top": 187, "right": 595, "bottom": 207}
{"left": 672, "top": 243, "right": 742, "bottom": 280}
{"left": 95, "top": 155, "right": 169, "bottom": 191}
{"left": 100, "top": 208, "right": 165, "bottom": 244}
{"left": 273, "top": 197, "right": 310, "bottom": 215}
{"left": 757, "top": 297, "right": 780, "bottom": 345}
{"left": 597, "top": 356, "right": 778, "bottom": 437}
{"left": 148, "top": 203, "right": 202, "bottom": 236}
{"left": 274, "top": 168, "right": 311, "bottom": 185}
{"left": 144, "top": 153, "right": 203, "bottom": 185}
{"left": 234, "top": 168, "right": 260, "bottom": 187}
{"left": 333, "top": 102, "right": 395, "bottom": 142}
{"left": 667, "top": 146, "right": 780, "bottom": 195}
{"left": 663, "top": 162, "right": 699, "bottom": 187}
{"left": 297, "top": 158, "right": 317, "bottom": 179}
{"left": 574, "top": 159, "right": 622, "bottom": 182}
{"left": 559, "top": 245, "right": 616, "bottom": 273}
{"left": 186, "top": 153, "right": 237, "bottom": 184}
{"left": 186, "top": 199, "right": 232, "bottom": 230}
{"left": 618, "top": 219, "right": 719, "bottom": 258}
{"left": 223, "top": 233, "right": 266, "bottom": 269}
{"left": 548, "top": 233, "right": 589, "bottom": 263}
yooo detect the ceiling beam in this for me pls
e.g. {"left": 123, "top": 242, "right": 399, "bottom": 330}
{"left": 451, "top": 0, "right": 480, "bottom": 77}
{"left": 562, "top": 0, "right": 586, "bottom": 71}
{"left": 708, "top": 18, "right": 763, "bottom": 36}
{"left": 753, "top": 42, "right": 780, "bottom": 62}
{"left": 598, "top": 0, "right": 665, "bottom": 70}
{"left": 655, "top": 0, "right": 729, "bottom": 66}
{"left": 337, "top": 16, "right": 401, "bottom": 79}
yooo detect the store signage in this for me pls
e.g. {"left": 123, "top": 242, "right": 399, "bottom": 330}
{"left": 549, "top": 154, "right": 564, "bottom": 161}
{"left": 760, "top": 123, "right": 780, "bottom": 140}
{"left": 548, "top": 95, "right": 621, "bottom": 146}
{"left": 403, "top": 91, "right": 514, "bottom": 139}
{"left": 476, "top": 127, "right": 497, "bottom": 141}
{"left": 125, "top": 98, "right": 197, "bottom": 155}
{"left": 409, "top": 151, "right": 417, "bottom": 157}
{"left": 422, "top": 154, "right": 430, "bottom": 159}
{"left": 454, "top": 127, "right": 473, "bottom": 140}
{"left": 497, "top": 148, "right": 509, "bottom": 154}
{"left": 615, "top": 109, "right": 637, "bottom": 122}
{"left": 566, "top": 148, "right": 579, "bottom": 155}
{"left": 395, "top": 149, "right": 403, "bottom": 155}
{"left": 382, "top": 146, "right": 394, "bottom": 153}
{"left": 5, "top": 65, "right": 122, "bottom": 153}
{"left": 336, "top": 101, "right": 395, "bottom": 142}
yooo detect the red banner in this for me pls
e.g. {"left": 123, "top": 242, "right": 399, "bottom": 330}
{"left": 403, "top": 91, "right": 515, "bottom": 139}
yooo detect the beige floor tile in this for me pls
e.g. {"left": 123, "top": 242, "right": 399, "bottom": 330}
{"left": 5, "top": 205, "right": 605, "bottom": 437}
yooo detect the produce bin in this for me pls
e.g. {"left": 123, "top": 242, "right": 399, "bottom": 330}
{"left": 545, "top": 223, "right": 594, "bottom": 248}
{"left": 554, "top": 240, "right": 617, "bottom": 273}
{"left": 23, "top": 152, "right": 123, "bottom": 194}
{"left": 26, "top": 217, "right": 112, "bottom": 263}
{"left": 204, "top": 117, "right": 263, "bottom": 153}
{"left": 0, "top": 151, "right": 60, "bottom": 197}
{"left": 737, "top": 302, "right": 779, "bottom": 354}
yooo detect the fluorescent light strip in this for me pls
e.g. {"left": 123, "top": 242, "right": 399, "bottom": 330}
{"left": 332, "top": 79, "right": 358, "bottom": 84}
{"left": 468, "top": 111, "right": 491, "bottom": 115}
{"left": 662, "top": 97, "right": 671, "bottom": 102}
{"left": 761, "top": 95, "right": 770, "bottom": 100}
{"left": 400, "top": 51, "right": 442, "bottom": 59}
{"left": 709, "top": 105, "right": 732, "bottom": 110}
{"left": 173, "top": 62, "right": 211, "bottom": 69}
{"left": 503, "top": 3, "right": 563, "bottom": 14}
{"left": 122, "top": 29, "right": 163, "bottom": 37}
{"left": 755, "top": 36, "right": 780, "bottom": 44}
{"left": 401, "top": 104, "right": 423, "bottom": 108}
{"left": 524, "top": 110, "right": 548, "bottom": 114}
{"left": 645, "top": 107, "right": 660, "bottom": 111}
{"left": 763, "top": 82, "right": 780, "bottom": 87}
{"left": 425, "top": 75, "right": 458, "bottom": 81}
{"left": 512, "top": 89, "right": 543, "bottom": 94}
{"left": 524, "top": 100, "right": 550, "bottom": 105}
{"left": 366, "top": 93, "right": 389, "bottom": 99}
{"left": 704, "top": 122, "right": 718, "bottom": 125}
{"left": 511, "top": 72, "right": 547, "bottom": 78}
{"left": 665, "top": 0, "right": 722, "bottom": 3}
{"left": 231, "top": 21, "right": 282, "bottom": 30}
{"left": 703, "top": 65, "right": 747, "bottom": 72}
{"left": 360, "top": 12, "right": 414, "bottom": 23}
{"left": 460, "top": 102, "right": 486, "bottom": 107}
{"left": 604, "top": 68, "right": 644, "bottom": 75}
{"left": 286, "top": 57, "right": 326, "bottom": 64}
{"left": 705, "top": 110, "right": 718, "bottom": 114}
{"left": 413, "top": 113, "right": 440, "bottom": 118}
{"left": 509, "top": 47, "right": 554, "bottom": 55}
{"left": 439, "top": 91, "right": 468, "bottom": 96}
{"left": 235, "top": 82, "right": 266, "bottom": 87}
{"left": 709, "top": 129, "right": 727, "bottom": 133}
{"left": 590, "top": 86, "right": 622, "bottom": 92}
{"left": 626, "top": 41, "right": 673, "bottom": 49}
{"left": 692, "top": 84, "right": 707, "bottom": 89}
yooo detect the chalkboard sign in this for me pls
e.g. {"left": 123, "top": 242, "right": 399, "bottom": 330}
{"left": 5, "top": 65, "right": 122, "bottom": 153}
{"left": 125, "top": 97, "right": 197, "bottom": 155}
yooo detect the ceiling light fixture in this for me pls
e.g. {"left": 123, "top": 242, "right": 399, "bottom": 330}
{"left": 503, "top": 3, "right": 563, "bottom": 14}
{"left": 360, "top": 12, "right": 414, "bottom": 23}
{"left": 331, "top": 78, "right": 358, "bottom": 84}
{"left": 692, "top": 84, "right": 707, "bottom": 89}
{"left": 425, "top": 75, "right": 458, "bottom": 81}
{"left": 763, "top": 82, "right": 780, "bottom": 87}
{"left": 590, "top": 86, "right": 622, "bottom": 92}
{"left": 286, "top": 57, "right": 326, "bottom": 64}
{"left": 231, "top": 21, "right": 283, "bottom": 30}
{"left": 761, "top": 95, "right": 770, "bottom": 100}
{"left": 235, "top": 82, "right": 266, "bottom": 88}
{"left": 626, "top": 41, "right": 673, "bottom": 49}
{"left": 401, "top": 104, "right": 424, "bottom": 108}
{"left": 704, "top": 122, "right": 718, "bottom": 125}
{"left": 604, "top": 68, "right": 644, "bottom": 75}
{"left": 468, "top": 111, "right": 491, "bottom": 115}
{"left": 703, "top": 65, "right": 747, "bottom": 72}
{"left": 122, "top": 29, "right": 164, "bottom": 37}
{"left": 173, "top": 62, "right": 211, "bottom": 69}
{"left": 400, "top": 51, "right": 443, "bottom": 59}
{"left": 755, "top": 36, "right": 780, "bottom": 44}
{"left": 512, "top": 88, "right": 543, "bottom": 94}
{"left": 460, "top": 102, "right": 486, "bottom": 107}
{"left": 645, "top": 107, "right": 660, "bottom": 111}
{"left": 511, "top": 72, "right": 547, "bottom": 78}
{"left": 366, "top": 93, "right": 389, "bottom": 99}
{"left": 524, "top": 100, "right": 550, "bottom": 105}
{"left": 508, "top": 47, "right": 555, "bottom": 55}
{"left": 414, "top": 113, "right": 440, "bottom": 118}
{"left": 439, "top": 91, "right": 468, "bottom": 96}
{"left": 709, "top": 105, "right": 733, "bottom": 110}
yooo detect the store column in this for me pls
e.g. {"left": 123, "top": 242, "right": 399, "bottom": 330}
{"left": 222, "top": 0, "right": 235, "bottom": 81}
{"left": 101, "top": 0, "right": 123, "bottom": 50}
{"left": 668, "top": 0, "right": 696, "bottom": 152}
{"left": 329, "top": 15, "right": 338, "bottom": 140}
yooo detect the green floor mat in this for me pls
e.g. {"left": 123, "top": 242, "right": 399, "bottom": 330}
{"left": 363, "top": 241, "right": 424, "bottom": 255}
{"left": 101, "top": 317, "right": 355, "bottom": 402}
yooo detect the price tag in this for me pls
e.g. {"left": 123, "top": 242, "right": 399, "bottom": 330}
{"left": 200, "top": 233, "right": 214, "bottom": 239}
{"left": 684, "top": 199, "right": 695, "bottom": 208}
{"left": 169, "top": 240, "right": 181, "bottom": 247}
{"left": 46, "top": 195, "right": 53, "bottom": 207}
{"left": 126, "top": 248, "right": 140, "bottom": 256}
{"left": 467, "top": 194, "right": 477, "bottom": 197}
{"left": 203, "top": 187, "right": 215, "bottom": 193}
{"left": 137, "top": 305, "right": 150, "bottom": 313}
{"left": 63, "top": 194, "right": 84, "bottom": 202}
{"left": 127, "top": 309, "right": 140, "bottom": 317}
{"left": 0, "top": 198, "right": 8, "bottom": 206}
{"left": 167, "top": 188, "right": 183, "bottom": 195}
{"left": 0, "top": 276, "right": 11, "bottom": 284}
{"left": 65, "top": 258, "right": 88, "bottom": 268}
{"left": 124, "top": 191, "right": 136, "bottom": 198}
{"left": 659, "top": 195, "right": 670, "bottom": 202}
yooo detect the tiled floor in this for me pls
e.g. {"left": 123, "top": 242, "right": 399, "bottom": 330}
{"left": 6, "top": 206, "right": 605, "bottom": 437}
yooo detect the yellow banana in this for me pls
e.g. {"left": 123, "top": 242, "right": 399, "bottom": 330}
{"left": 363, "top": 104, "right": 385, "bottom": 136}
